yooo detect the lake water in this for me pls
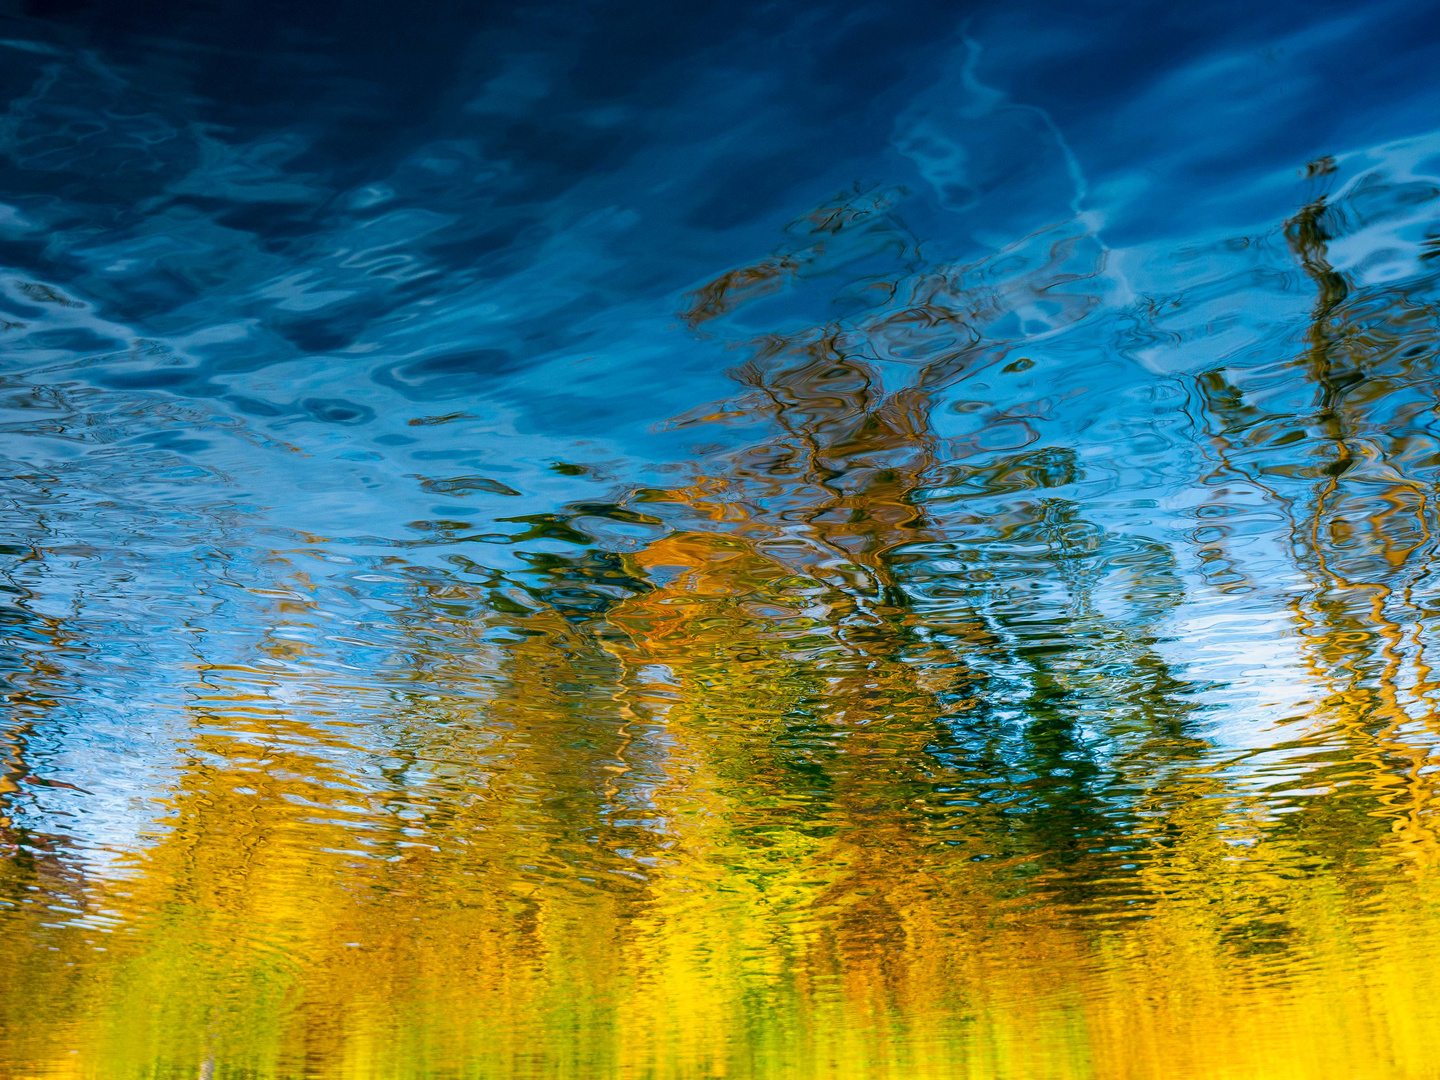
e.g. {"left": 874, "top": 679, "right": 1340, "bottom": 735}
{"left": 4, "top": 1, "right": 1440, "bottom": 1077}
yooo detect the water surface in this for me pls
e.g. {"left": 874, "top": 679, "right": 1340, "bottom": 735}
{"left": 5, "top": 2, "right": 1440, "bottom": 1077}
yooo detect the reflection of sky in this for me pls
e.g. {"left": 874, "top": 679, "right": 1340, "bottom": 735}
{"left": 4, "top": 0, "right": 1440, "bottom": 862}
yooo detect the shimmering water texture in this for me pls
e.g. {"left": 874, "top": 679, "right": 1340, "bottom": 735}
{"left": 9, "top": 3, "right": 1440, "bottom": 1078}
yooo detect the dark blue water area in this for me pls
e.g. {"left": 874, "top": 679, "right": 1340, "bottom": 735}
{"left": 2, "top": 0, "right": 1436, "bottom": 485}
{"left": 4, "top": 0, "right": 1440, "bottom": 846}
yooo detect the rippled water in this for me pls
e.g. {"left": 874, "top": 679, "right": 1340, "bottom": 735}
{"left": 5, "top": 2, "right": 1440, "bottom": 1077}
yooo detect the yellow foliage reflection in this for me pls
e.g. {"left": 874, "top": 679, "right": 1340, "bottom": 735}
{"left": 7, "top": 180, "right": 1440, "bottom": 1079}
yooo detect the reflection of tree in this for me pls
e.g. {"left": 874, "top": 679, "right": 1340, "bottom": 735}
{"left": 595, "top": 183, "right": 1440, "bottom": 1075}
{"left": 14, "top": 183, "right": 1440, "bottom": 1079}
{"left": 1190, "top": 162, "right": 1440, "bottom": 875}
{"left": 640, "top": 189, "right": 1206, "bottom": 866}
{"left": 0, "top": 581, "right": 687, "bottom": 1076}
{"left": 0, "top": 545, "right": 98, "bottom": 1069}
{"left": 580, "top": 190, "right": 1226, "bottom": 1065}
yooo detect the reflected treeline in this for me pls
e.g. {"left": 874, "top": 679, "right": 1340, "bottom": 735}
{"left": 1191, "top": 160, "right": 1440, "bottom": 873}
{"left": 0, "top": 540, "right": 87, "bottom": 934}
{"left": 9, "top": 183, "right": 1440, "bottom": 1079}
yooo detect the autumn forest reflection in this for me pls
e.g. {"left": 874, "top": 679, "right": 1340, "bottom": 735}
{"left": 5, "top": 2, "right": 1440, "bottom": 1077}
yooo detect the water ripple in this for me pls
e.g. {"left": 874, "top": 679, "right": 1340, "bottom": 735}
{"left": 5, "top": 2, "right": 1440, "bottom": 1077}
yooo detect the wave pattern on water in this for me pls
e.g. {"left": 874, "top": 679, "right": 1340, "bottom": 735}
{"left": 6, "top": 2, "right": 1440, "bottom": 1077}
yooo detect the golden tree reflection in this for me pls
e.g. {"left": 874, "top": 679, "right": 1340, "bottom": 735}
{"left": 8, "top": 183, "right": 1440, "bottom": 1079}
